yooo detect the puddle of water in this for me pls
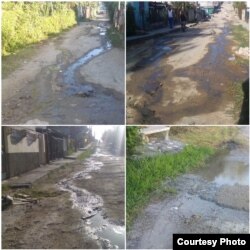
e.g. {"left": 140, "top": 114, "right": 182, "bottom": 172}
{"left": 64, "top": 47, "right": 107, "bottom": 85}
{"left": 63, "top": 23, "right": 112, "bottom": 92}
{"left": 86, "top": 212, "right": 125, "bottom": 249}
{"left": 197, "top": 147, "right": 249, "bottom": 186}
{"left": 58, "top": 147, "right": 125, "bottom": 249}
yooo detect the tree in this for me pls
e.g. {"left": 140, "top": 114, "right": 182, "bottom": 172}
{"left": 233, "top": 2, "right": 247, "bottom": 20}
{"left": 126, "top": 126, "right": 142, "bottom": 156}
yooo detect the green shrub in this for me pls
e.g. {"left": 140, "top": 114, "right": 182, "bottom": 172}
{"left": 126, "top": 145, "right": 215, "bottom": 228}
{"left": 2, "top": 2, "right": 77, "bottom": 56}
{"left": 126, "top": 126, "right": 142, "bottom": 156}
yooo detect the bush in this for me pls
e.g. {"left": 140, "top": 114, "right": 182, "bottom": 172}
{"left": 126, "top": 126, "right": 142, "bottom": 156}
{"left": 126, "top": 145, "right": 215, "bottom": 228}
{"left": 2, "top": 2, "right": 77, "bottom": 56}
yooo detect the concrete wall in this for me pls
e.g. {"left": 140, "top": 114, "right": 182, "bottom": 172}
{"left": 6, "top": 133, "right": 39, "bottom": 153}
{"left": 3, "top": 127, "right": 41, "bottom": 178}
{"left": 39, "top": 134, "right": 47, "bottom": 165}
{"left": 6, "top": 153, "right": 40, "bottom": 178}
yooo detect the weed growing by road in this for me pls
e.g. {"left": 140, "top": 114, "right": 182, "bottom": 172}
{"left": 107, "top": 27, "right": 124, "bottom": 48}
{"left": 126, "top": 145, "right": 215, "bottom": 229}
{"left": 231, "top": 25, "right": 249, "bottom": 47}
{"left": 170, "top": 126, "right": 238, "bottom": 147}
{"left": 77, "top": 148, "right": 94, "bottom": 161}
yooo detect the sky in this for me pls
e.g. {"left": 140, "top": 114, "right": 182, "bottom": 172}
{"left": 89, "top": 125, "right": 115, "bottom": 140}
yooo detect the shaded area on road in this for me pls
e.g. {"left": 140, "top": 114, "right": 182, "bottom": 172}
{"left": 238, "top": 78, "right": 249, "bottom": 124}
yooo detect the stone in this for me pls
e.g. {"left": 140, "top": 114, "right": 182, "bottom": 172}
{"left": 235, "top": 47, "right": 249, "bottom": 59}
{"left": 75, "top": 85, "right": 94, "bottom": 97}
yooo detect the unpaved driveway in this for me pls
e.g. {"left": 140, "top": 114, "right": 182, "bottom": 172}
{"left": 127, "top": 129, "right": 249, "bottom": 249}
{"left": 127, "top": 3, "right": 248, "bottom": 124}
{"left": 2, "top": 145, "right": 125, "bottom": 249}
{"left": 2, "top": 17, "right": 124, "bottom": 125}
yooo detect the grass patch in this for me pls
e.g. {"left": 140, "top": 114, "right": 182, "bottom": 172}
{"left": 126, "top": 145, "right": 215, "bottom": 229}
{"left": 77, "top": 148, "right": 94, "bottom": 161}
{"left": 231, "top": 25, "right": 249, "bottom": 47}
{"left": 2, "top": 184, "right": 11, "bottom": 194}
{"left": 170, "top": 127, "right": 238, "bottom": 148}
{"left": 107, "top": 27, "right": 124, "bottom": 48}
{"left": 226, "top": 81, "right": 247, "bottom": 121}
{"left": 233, "top": 56, "right": 249, "bottom": 67}
{"left": 2, "top": 45, "right": 38, "bottom": 79}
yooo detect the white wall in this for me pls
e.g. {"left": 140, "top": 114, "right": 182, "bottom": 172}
{"left": 6, "top": 133, "right": 39, "bottom": 153}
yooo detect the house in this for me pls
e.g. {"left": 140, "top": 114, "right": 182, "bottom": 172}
{"left": 127, "top": 2, "right": 172, "bottom": 31}
{"left": 2, "top": 127, "right": 42, "bottom": 179}
{"left": 2, "top": 126, "right": 69, "bottom": 180}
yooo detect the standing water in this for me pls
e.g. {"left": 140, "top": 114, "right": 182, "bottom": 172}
{"left": 63, "top": 23, "right": 112, "bottom": 95}
{"left": 58, "top": 145, "right": 125, "bottom": 249}
{"left": 196, "top": 126, "right": 249, "bottom": 186}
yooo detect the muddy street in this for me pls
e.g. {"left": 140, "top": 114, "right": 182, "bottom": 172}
{"left": 2, "top": 15, "right": 124, "bottom": 125}
{"left": 127, "top": 3, "right": 249, "bottom": 124}
{"left": 127, "top": 127, "right": 249, "bottom": 249}
{"left": 2, "top": 144, "right": 125, "bottom": 249}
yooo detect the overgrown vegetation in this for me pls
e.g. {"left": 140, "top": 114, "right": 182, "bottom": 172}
{"left": 2, "top": 2, "right": 77, "bottom": 56}
{"left": 104, "top": 2, "right": 121, "bottom": 22}
{"left": 104, "top": 2, "right": 124, "bottom": 47}
{"left": 126, "top": 126, "right": 142, "bottom": 156}
{"left": 231, "top": 25, "right": 249, "bottom": 48}
{"left": 170, "top": 126, "right": 238, "bottom": 147}
{"left": 127, "top": 126, "right": 238, "bottom": 229}
{"left": 127, "top": 145, "right": 215, "bottom": 228}
{"left": 226, "top": 80, "right": 249, "bottom": 123}
{"left": 107, "top": 27, "right": 124, "bottom": 48}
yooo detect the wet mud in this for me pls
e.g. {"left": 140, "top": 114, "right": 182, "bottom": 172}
{"left": 59, "top": 147, "right": 125, "bottom": 249}
{"left": 127, "top": 9, "right": 248, "bottom": 124}
{"left": 2, "top": 21, "right": 124, "bottom": 125}
{"left": 2, "top": 145, "right": 125, "bottom": 249}
{"left": 127, "top": 128, "right": 249, "bottom": 249}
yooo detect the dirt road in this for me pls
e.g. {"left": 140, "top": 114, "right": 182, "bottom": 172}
{"left": 2, "top": 145, "right": 125, "bottom": 249}
{"left": 127, "top": 127, "right": 249, "bottom": 249}
{"left": 2, "top": 16, "right": 124, "bottom": 125}
{"left": 127, "top": 3, "right": 248, "bottom": 124}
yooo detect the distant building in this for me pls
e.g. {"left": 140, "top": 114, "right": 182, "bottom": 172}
{"left": 127, "top": 2, "right": 170, "bottom": 31}
{"left": 198, "top": 1, "right": 220, "bottom": 15}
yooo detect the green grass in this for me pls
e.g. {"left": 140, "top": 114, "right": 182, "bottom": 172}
{"left": 2, "top": 45, "right": 38, "bottom": 79}
{"left": 126, "top": 145, "right": 215, "bottom": 229}
{"left": 2, "top": 3, "right": 77, "bottom": 56}
{"left": 226, "top": 81, "right": 248, "bottom": 121}
{"left": 231, "top": 25, "right": 249, "bottom": 47}
{"left": 107, "top": 27, "right": 124, "bottom": 48}
{"left": 77, "top": 148, "right": 94, "bottom": 161}
{"left": 170, "top": 127, "right": 238, "bottom": 147}
{"left": 2, "top": 184, "right": 10, "bottom": 194}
